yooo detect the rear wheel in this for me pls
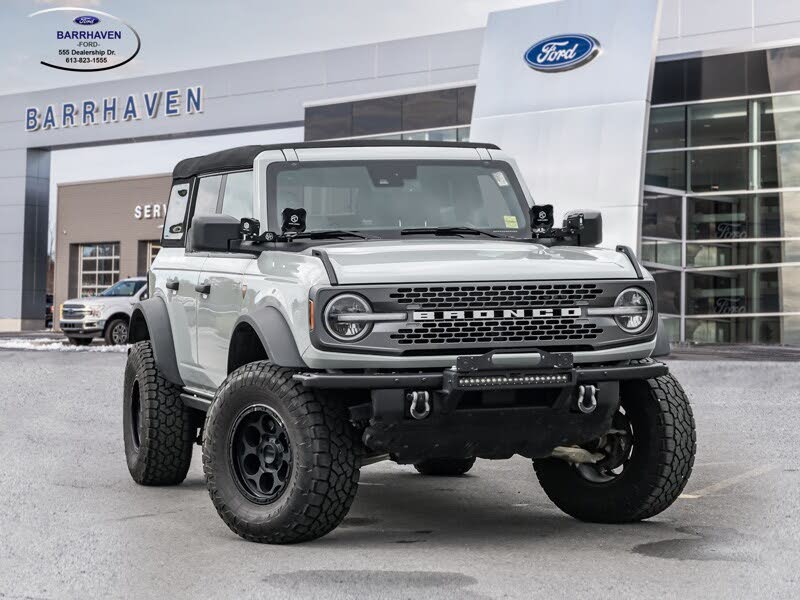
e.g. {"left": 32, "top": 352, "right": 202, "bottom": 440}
{"left": 414, "top": 457, "right": 476, "bottom": 476}
{"left": 123, "top": 341, "right": 194, "bottom": 485}
{"left": 67, "top": 336, "right": 92, "bottom": 346}
{"left": 203, "top": 361, "right": 361, "bottom": 544}
{"left": 533, "top": 374, "right": 695, "bottom": 523}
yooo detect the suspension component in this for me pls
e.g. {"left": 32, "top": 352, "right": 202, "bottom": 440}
{"left": 551, "top": 446, "right": 604, "bottom": 464}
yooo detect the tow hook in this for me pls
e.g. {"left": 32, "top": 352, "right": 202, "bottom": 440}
{"left": 577, "top": 385, "right": 598, "bottom": 414}
{"left": 408, "top": 391, "right": 431, "bottom": 420}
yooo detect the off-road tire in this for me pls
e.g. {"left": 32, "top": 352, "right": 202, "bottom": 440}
{"left": 414, "top": 457, "right": 476, "bottom": 476}
{"left": 533, "top": 373, "right": 695, "bottom": 523}
{"left": 123, "top": 341, "right": 194, "bottom": 485}
{"left": 203, "top": 361, "right": 361, "bottom": 544}
{"left": 67, "top": 336, "right": 92, "bottom": 346}
{"left": 105, "top": 318, "right": 129, "bottom": 345}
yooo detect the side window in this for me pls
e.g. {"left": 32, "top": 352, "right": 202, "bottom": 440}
{"left": 221, "top": 171, "right": 254, "bottom": 220}
{"left": 193, "top": 175, "right": 223, "bottom": 218}
{"left": 162, "top": 182, "right": 190, "bottom": 243}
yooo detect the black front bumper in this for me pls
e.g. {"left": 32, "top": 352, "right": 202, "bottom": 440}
{"left": 293, "top": 351, "right": 667, "bottom": 462}
{"left": 293, "top": 361, "right": 667, "bottom": 390}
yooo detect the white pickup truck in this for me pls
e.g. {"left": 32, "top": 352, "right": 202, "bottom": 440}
{"left": 59, "top": 277, "right": 148, "bottom": 345}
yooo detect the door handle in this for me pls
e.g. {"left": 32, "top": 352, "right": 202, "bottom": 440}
{"left": 195, "top": 281, "right": 211, "bottom": 295}
{"left": 165, "top": 279, "right": 179, "bottom": 291}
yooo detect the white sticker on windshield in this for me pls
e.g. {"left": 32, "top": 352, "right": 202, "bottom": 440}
{"left": 493, "top": 171, "right": 509, "bottom": 187}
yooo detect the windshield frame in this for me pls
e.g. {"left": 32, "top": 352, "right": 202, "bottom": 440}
{"left": 265, "top": 159, "right": 532, "bottom": 240}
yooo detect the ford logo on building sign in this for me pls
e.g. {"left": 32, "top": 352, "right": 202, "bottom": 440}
{"left": 74, "top": 15, "right": 100, "bottom": 25}
{"left": 524, "top": 34, "right": 600, "bottom": 72}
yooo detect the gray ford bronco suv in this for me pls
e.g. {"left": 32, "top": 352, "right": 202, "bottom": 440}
{"left": 123, "top": 140, "right": 695, "bottom": 544}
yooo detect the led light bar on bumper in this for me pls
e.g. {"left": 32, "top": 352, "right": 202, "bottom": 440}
{"left": 456, "top": 371, "right": 573, "bottom": 389}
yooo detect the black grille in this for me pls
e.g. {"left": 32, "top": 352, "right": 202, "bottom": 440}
{"left": 390, "top": 317, "right": 603, "bottom": 346}
{"left": 388, "top": 283, "right": 602, "bottom": 310}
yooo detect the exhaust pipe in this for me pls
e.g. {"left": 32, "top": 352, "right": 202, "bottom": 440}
{"left": 577, "top": 385, "right": 597, "bottom": 414}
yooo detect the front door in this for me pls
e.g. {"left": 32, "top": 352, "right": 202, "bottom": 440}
{"left": 195, "top": 255, "right": 252, "bottom": 389}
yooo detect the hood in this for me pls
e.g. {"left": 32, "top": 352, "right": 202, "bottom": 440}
{"left": 317, "top": 239, "right": 639, "bottom": 285}
{"left": 62, "top": 295, "right": 130, "bottom": 305}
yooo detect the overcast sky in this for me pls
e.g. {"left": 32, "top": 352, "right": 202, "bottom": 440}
{"left": 2, "top": 0, "right": 536, "bottom": 95}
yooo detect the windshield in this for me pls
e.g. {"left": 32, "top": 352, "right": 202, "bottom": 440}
{"left": 268, "top": 161, "right": 530, "bottom": 237}
{"left": 100, "top": 280, "right": 146, "bottom": 297}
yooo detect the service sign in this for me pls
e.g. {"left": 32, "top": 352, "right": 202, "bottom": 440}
{"left": 29, "top": 7, "right": 140, "bottom": 72}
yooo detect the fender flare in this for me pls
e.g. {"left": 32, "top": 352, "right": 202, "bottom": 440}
{"left": 650, "top": 316, "right": 672, "bottom": 358}
{"left": 129, "top": 297, "right": 184, "bottom": 386}
{"left": 234, "top": 307, "right": 307, "bottom": 368}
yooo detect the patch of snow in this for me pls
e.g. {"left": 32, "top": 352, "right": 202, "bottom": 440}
{"left": 0, "top": 338, "right": 128, "bottom": 353}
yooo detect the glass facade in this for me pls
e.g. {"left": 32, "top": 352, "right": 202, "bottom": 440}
{"left": 78, "top": 242, "right": 120, "bottom": 297}
{"left": 643, "top": 45, "right": 800, "bottom": 344}
{"left": 304, "top": 87, "right": 474, "bottom": 141}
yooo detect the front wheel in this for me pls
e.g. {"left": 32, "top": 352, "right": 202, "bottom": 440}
{"left": 203, "top": 362, "right": 362, "bottom": 544}
{"left": 533, "top": 374, "right": 696, "bottom": 523}
{"left": 105, "top": 318, "right": 129, "bottom": 345}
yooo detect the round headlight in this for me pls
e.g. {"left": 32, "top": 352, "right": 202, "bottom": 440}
{"left": 614, "top": 287, "right": 653, "bottom": 334}
{"left": 323, "top": 294, "right": 373, "bottom": 342}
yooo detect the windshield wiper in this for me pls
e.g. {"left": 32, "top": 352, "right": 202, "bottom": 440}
{"left": 400, "top": 226, "right": 504, "bottom": 238}
{"left": 291, "top": 229, "right": 373, "bottom": 240}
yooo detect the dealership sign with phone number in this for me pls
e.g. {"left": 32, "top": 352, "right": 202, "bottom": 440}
{"left": 29, "top": 6, "right": 140, "bottom": 72}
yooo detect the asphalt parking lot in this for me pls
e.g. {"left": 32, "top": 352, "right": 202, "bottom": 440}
{"left": 0, "top": 348, "right": 798, "bottom": 599}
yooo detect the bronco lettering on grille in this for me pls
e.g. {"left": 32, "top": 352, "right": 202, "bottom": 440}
{"left": 412, "top": 307, "right": 582, "bottom": 321}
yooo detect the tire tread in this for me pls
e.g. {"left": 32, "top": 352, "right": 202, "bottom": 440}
{"left": 124, "top": 341, "right": 194, "bottom": 485}
{"left": 534, "top": 372, "right": 696, "bottom": 523}
{"left": 203, "top": 361, "right": 360, "bottom": 544}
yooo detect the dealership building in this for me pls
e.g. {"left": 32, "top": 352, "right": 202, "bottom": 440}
{"left": 2, "top": 0, "right": 800, "bottom": 344}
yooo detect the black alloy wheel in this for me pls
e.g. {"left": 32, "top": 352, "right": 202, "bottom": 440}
{"left": 229, "top": 405, "right": 293, "bottom": 504}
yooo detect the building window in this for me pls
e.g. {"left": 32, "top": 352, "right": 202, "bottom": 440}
{"left": 304, "top": 86, "right": 475, "bottom": 141}
{"left": 687, "top": 100, "right": 748, "bottom": 147}
{"left": 642, "top": 43, "right": 800, "bottom": 345}
{"left": 647, "top": 105, "right": 685, "bottom": 150}
{"left": 148, "top": 241, "right": 160, "bottom": 267}
{"left": 352, "top": 97, "right": 402, "bottom": 137}
{"left": 651, "top": 46, "right": 800, "bottom": 104}
{"left": 644, "top": 150, "right": 685, "bottom": 189}
{"left": 78, "top": 242, "right": 120, "bottom": 297}
{"left": 137, "top": 240, "right": 162, "bottom": 276}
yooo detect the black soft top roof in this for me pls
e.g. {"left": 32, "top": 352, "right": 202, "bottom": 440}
{"left": 171, "top": 140, "right": 501, "bottom": 180}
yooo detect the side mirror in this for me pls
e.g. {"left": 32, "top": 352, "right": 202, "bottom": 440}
{"left": 189, "top": 215, "right": 241, "bottom": 252}
{"left": 564, "top": 209, "right": 602, "bottom": 247}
